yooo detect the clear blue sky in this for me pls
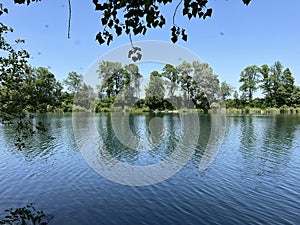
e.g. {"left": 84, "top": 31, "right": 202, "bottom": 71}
{"left": 1, "top": 0, "right": 300, "bottom": 91}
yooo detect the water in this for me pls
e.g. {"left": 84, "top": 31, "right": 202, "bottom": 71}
{"left": 1, "top": 113, "right": 300, "bottom": 224}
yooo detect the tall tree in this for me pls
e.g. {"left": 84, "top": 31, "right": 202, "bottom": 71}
{"left": 259, "top": 64, "right": 273, "bottom": 105}
{"left": 278, "top": 68, "right": 295, "bottom": 106}
{"left": 63, "top": 71, "right": 84, "bottom": 94}
{"left": 124, "top": 63, "right": 142, "bottom": 98}
{"left": 97, "top": 61, "right": 124, "bottom": 98}
{"left": 145, "top": 71, "right": 165, "bottom": 109}
{"left": 192, "top": 61, "right": 220, "bottom": 103}
{"left": 162, "top": 64, "right": 178, "bottom": 100}
{"left": 30, "top": 67, "right": 63, "bottom": 112}
{"left": 239, "top": 65, "right": 260, "bottom": 101}
{"left": 220, "top": 81, "right": 233, "bottom": 101}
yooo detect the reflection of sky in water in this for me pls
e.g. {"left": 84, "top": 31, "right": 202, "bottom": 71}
{"left": 2, "top": 114, "right": 300, "bottom": 224}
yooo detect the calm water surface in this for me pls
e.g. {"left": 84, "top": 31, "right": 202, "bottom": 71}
{"left": 1, "top": 114, "right": 300, "bottom": 224}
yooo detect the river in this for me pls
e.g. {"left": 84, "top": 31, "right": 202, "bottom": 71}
{"left": 1, "top": 113, "right": 300, "bottom": 224}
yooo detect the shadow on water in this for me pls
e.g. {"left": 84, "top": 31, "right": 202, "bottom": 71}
{"left": 0, "top": 203, "right": 54, "bottom": 225}
{"left": 0, "top": 114, "right": 78, "bottom": 162}
{"left": 239, "top": 114, "right": 300, "bottom": 176}
{"left": 74, "top": 112, "right": 217, "bottom": 170}
{"left": 96, "top": 113, "right": 190, "bottom": 166}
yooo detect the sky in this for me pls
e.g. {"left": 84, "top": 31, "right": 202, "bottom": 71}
{"left": 1, "top": 0, "right": 300, "bottom": 93}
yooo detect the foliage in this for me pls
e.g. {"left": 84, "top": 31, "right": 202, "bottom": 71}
{"left": 0, "top": 23, "right": 47, "bottom": 147}
{"left": 97, "top": 61, "right": 142, "bottom": 109}
{"left": 239, "top": 65, "right": 260, "bottom": 101}
{"left": 231, "top": 61, "right": 300, "bottom": 111}
{"left": 63, "top": 71, "right": 84, "bottom": 94}
{"left": 0, "top": 0, "right": 251, "bottom": 46}
{"left": 91, "top": 0, "right": 251, "bottom": 45}
{"left": 220, "top": 81, "right": 233, "bottom": 101}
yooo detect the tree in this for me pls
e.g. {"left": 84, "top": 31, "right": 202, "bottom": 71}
{"left": 239, "top": 65, "right": 260, "bottom": 101}
{"left": 30, "top": 67, "right": 63, "bottom": 112}
{"left": 0, "top": 23, "right": 67, "bottom": 147}
{"left": 176, "top": 61, "right": 193, "bottom": 104}
{"left": 63, "top": 71, "right": 84, "bottom": 94}
{"left": 192, "top": 61, "right": 220, "bottom": 103}
{"left": 280, "top": 68, "right": 295, "bottom": 106}
{"left": 259, "top": 64, "right": 272, "bottom": 105}
{"left": 262, "top": 61, "right": 296, "bottom": 107}
{"left": 145, "top": 71, "right": 165, "bottom": 110}
{"left": 145, "top": 71, "right": 165, "bottom": 99}
{"left": 162, "top": 64, "right": 178, "bottom": 100}
{"left": 220, "top": 81, "right": 233, "bottom": 101}
{"left": 175, "top": 60, "right": 220, "bottom": 110}
{"left": 4, "top": 0, "right": 251, "bottom": 46}
{"left": 74, "top": 83, "right": 96, "bottom": 110}
{"left": 124, "top": 63, "right": 142, "bottom": 98}
{"left": 97, "top": 61, "right": 124, "bottom": 98}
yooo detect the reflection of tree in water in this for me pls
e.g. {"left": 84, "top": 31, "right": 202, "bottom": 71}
{"left": 0, "top": 203, "right": 54, "bottom": 225}
{"left": 190, "top": 114, "right": 212, "bottom": 167}
{"left": 144, "top": 113, "right": 180, "bottom": 160}
{"left": 239, "top": 115, "right": 299, "bottom": 176}
{"left": 97, "top": 114, "right": 139, "bottom": 164}
{"left": 1, "top": 115, "right": 61, "bottom": 162}
{"left": 97, "top": 113, "right": 193, "bottom": 166}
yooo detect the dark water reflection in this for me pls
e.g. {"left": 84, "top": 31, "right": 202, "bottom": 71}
{"left": 239, "top": 115, "right": 298, "bottom": 176}
{"left": 1, "top": 114, "right": 300, "bottom": 224}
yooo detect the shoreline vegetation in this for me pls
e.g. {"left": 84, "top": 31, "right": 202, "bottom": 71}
{"left": 2, "top": 20, "right": 300, "bottom": 145}
{"left": 64, "top": 105, "right": 300, "bottom": 115}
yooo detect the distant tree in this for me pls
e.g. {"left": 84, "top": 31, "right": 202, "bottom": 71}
{"left": 175, "top": 60, "right": 220, "bottom": 110}
{"left": 75, "top": 83, "right": 96, "bottom": 110}
{"left": 97, "top": 61, "right": 124, "bottom": 98}
{"left": 260, "top": 61, "right": 296, "bottom": 107}
{"left": 280, "top": 68, "right": 295, "bottom": 106}
{"left": 176, "top": 61, "right": 194, "bottom": 107}
{"left": 124, "top": 63, "right": 142, "bottom": 98}
{"left": 145, "top": 71, "right": 164, "bottom": 99}
{"left": 145, "top": 71, "right": 165, "bottom": 109}
{"left": 192, "top": 61, "right": 220, "bottom": 103}
{"left": 63, "top": 71, "right": 84, "bottom": 94}
{"left": 162, "top": 64, "right": 178, "bottom": 100}
{"left": 258, "top": 64, "right": 273, "bottom": 106}
{"left": 270, "top": 61, "right": 283, "bottom": 106}
{"left": 291, "top": 87, "right": 300, "bottom": 105}
{"left": 220, "top": 81, "right": 233, "bottom": 101}
{"left": 239, "top": 65, "right": 260, "bottom": 101}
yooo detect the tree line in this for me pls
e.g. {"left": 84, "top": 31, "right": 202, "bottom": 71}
{"left": 228, "top": 61, "right": 300, "bottom": 109}
{"left": 1, "top": 21, "right": 300, "bottom": 146}
{"left": 95, "top": 60, "right": 228, "bottom": 113}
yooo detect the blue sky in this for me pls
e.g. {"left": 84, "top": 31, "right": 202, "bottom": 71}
{"left": 1, "top": 0, "right": 300, "bottom": 91}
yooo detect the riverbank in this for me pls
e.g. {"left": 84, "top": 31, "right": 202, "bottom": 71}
{"left": 70, "top": 106, "right": 300, "bottom": 115}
